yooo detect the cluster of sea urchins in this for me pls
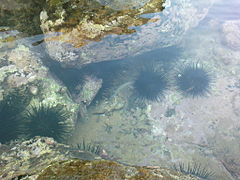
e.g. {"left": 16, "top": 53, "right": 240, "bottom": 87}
{"left": 0, "top": 89, "right": 71, "bottom": 143}
{"left": 132, "top": 63, "right": 212, "bottom": 102}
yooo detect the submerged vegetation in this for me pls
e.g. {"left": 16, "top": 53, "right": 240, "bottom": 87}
{"left": 22, "top": 104, "right": 70, "bottom": 142}
{"left": 173, "top": 162, "right": 215, "bottom": 179}
{"left": 176, "top": 64, "right": 212, "bottom": 97}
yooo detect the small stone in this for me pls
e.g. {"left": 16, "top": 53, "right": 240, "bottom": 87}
{"left": 29, "top": 85, "right": 38, "bottom": 95}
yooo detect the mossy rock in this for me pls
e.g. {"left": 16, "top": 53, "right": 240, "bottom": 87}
{"left": 37, "top": 159, "right": 198, "bottom": 180}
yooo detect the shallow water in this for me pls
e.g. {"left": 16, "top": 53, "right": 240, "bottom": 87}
{"left": 1, "top": 0, "right": 240, "bottom": 179}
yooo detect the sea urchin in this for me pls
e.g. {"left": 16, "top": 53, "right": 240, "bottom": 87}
{"left": 0, "top": 90, "right": 30, "bottom": 143}
{"left": 173, "top": 162, "right": 214, "bottom": 179}
{"left": 176, "top": 64, "right": 212, "bottom": 97}
{"left": 22, "top": 103, "right": 70, "bottom": 142}
{"left": 133, "top": 68, "right": 168, "bottom": 102}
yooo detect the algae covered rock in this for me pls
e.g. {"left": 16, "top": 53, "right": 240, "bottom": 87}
{"left": 41, "top": 0, "right": 216, "bottom": 67}
{"left": 0, "top": 137, "right": 70, "bottom": 180}
{"left": 0, "top": 137, "right": 198, "bottom": 180}
{"left": 37, "top": 159, "right": 198, "bottom": 180}
{"left": 40, "top": 0, "right": 165, "bottom": 66}
{"left": 40, "top": 0, "right": 164, "bottom": 47}
{"left": 96, "top": 0, "right": 151, "bottom": 10}
{"left": 0, "top": 44, "right": 45, "bottom": 89}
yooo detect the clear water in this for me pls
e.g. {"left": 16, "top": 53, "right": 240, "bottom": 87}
{"left": 1, "top": 0, "right": 240, "bottom": 179}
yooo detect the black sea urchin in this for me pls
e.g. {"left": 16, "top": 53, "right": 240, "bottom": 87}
{"left": 69, "top": 139, "right": 103, "bottom": 160}
{"left": 0, "top": 100, "right": 20, "bottom": 143}
{"left": 75, "top": 139, "right": 102, "bottom": 155}
{"left": 22, "top": 104, "right": 70, "bottom": 142}
{"left": 173, "top": 162, "right": 215, "bottom": 179}
{"left": 176, "top": 64, "right": 212, "bottom": 97}
{"left": 0, "top": 90, "right": 30, "bottom": 143}
{"left": 133, "top": 68, "right": 168, "bottom": 102}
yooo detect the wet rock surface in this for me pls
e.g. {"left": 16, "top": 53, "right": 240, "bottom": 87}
{"left": 37, "top": 159, "right": 198, "bottom": 180}
{"left": 0, "top": 44, "right": 45, "bottom": 90}
{"left": 96, "top": 0, "right": 150, "bottom": 10}
{"left": 0, "top": 35, "right": 79, "bottom": 143}
{"left": 40, "top": 0, "right": 165, "bottom": 66}
{"left": 0, "top": 137, "right": 70, "bottom": 180}
{"left": 41, "top": 0, "right": 215, "bottom": 67}
{"left": 0, "top": 137, "right": 198, "bottom": 180}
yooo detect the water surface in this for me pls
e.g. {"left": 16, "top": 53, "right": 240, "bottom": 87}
{"left": 0, "top": 0, "right": 240, "bottom": 179}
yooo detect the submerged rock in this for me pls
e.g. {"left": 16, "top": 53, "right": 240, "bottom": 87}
{"left": 75, "top": 75, "right": 102, "bottom": 106}
{"left": 0, "top": 40, "right": 78, "bottom": 143}
{"left": 0, "top": 137, "right": 102, "bottom": 180}
{"left": 222, "top": 20, "right": 240, "bottom": 51}
{"left": 0, "top": 137, "right": 69, "bottom": 180}
{"left": 41, "top": 0, "right": 215, "bottom": 67}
